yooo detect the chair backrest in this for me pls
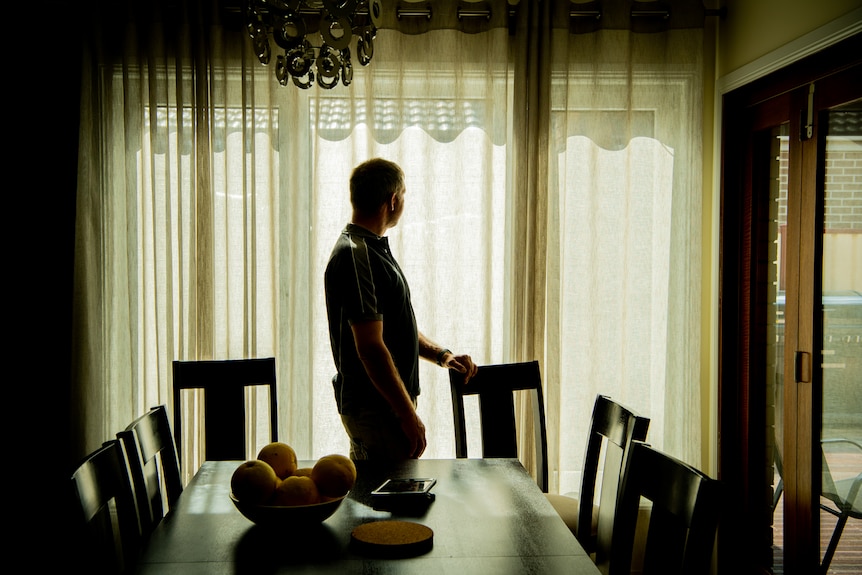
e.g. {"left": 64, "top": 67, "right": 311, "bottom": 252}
{"left": 772, "top": 442, "right": 784, "bottom": 512}
{"left": 819, "top": 438, "right": 862, "bottom": 572}
{"left": 578, "top": 394, "right": 650, "bottom": 553}
{"left": 172, "top": 357, "right": 278, "bottom": 465}
{"left": 70, "top": 439, "right": 141, "bottom": 574}
{"left": 117, "top": 405, "right": 183, "bottom": 537}
{"left": 449, "top": 360, "right": 548, "bottom": 492}
{"left": 820, "top": 438, "right": 862, "bottom": 513}
{"left": 596, "top": 440, "right": 722, "bottom": 575}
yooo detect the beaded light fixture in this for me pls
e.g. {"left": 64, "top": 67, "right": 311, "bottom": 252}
{"left": 244, "top": 0, "right": 384, "bottom": 89}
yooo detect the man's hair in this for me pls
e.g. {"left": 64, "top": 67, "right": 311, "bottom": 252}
{"left": 350, "top": 158, "right": 404, "bottom": 215}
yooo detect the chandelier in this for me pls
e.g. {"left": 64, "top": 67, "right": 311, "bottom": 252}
{"left": 244, "top": 0, "right": 383, "bottom": 89}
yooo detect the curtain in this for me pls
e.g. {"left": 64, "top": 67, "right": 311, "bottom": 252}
{"left": 542, "top": 4, "right": 705, "bottom": 494}
{"left": 498, "top": 0, "right": 704, "bottom": 494}
{"left": 72, "top": 0, "right": 704, "bottom": 493}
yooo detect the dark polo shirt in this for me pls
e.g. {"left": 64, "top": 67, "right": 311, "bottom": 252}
{"left": 324, "top": 223, "right": 420, "bottom": 415}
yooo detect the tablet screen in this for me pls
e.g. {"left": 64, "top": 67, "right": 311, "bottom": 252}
{"left": 372, "top": 478, "right": 436, "bottom": 495}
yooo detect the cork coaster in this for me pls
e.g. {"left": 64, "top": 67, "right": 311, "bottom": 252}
{"left": 350, "top": 520, "right": 434, "bottom": 558}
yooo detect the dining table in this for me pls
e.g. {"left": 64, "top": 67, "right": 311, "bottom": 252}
{"left": 134, "top": 457, "right": 602, "bottom": 574}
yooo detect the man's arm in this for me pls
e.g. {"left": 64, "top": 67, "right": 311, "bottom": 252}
{"left": 418, "top": 332, "right": 479, "bottom": 382}
{"left": 351, "top": 320, "right": 427, "bottom": 458}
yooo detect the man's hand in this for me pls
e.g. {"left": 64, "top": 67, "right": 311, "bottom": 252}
{"left": 398, "top": 410, "right": 427, "bottom": 458}
{"left": 444, "top": 353, "right": 479, "bottom": 384}
{"left": 352, "top": 320, "right": 426, "bottom": 457}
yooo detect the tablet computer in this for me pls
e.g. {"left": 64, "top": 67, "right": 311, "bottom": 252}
{"left": 371, "top": 478, "right": 437, "bottom": 497}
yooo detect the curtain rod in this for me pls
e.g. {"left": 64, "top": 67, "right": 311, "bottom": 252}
{"left": 221, "top": 1, "right": 726, "bottom": 31}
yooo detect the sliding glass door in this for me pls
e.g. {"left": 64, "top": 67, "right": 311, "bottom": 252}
{"left": 759, "top": 69, "right": 861, "bottom": 575}
{"left": 720, "top": 39, "right": 861, "bottom": 575}
{"left": 816, "top": 97, "right": 861, "bottom": 575}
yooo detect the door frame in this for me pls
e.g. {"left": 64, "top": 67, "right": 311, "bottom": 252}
{"left": 717, "top": 34, "right": 862, "bottom": 574}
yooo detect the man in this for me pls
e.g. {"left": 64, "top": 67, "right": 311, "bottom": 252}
{"left": 324, "top": 158, "right": 478, "bottom": 460}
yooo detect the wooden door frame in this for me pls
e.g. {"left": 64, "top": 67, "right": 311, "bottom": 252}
{"left": 717, "top": 34, "right": 861, "bottom": 575}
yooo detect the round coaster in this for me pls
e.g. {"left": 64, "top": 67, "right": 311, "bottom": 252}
{"left": 350, "top": 520, "right": 434, "bottom": 558}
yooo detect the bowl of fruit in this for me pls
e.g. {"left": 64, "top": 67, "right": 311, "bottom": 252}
{"left": 230, "top": 442, "right": 356, "bottom": 528}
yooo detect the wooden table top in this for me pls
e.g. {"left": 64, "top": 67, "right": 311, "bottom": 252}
{"left": 135, "top": 458, "right": 600, "bottom": 574}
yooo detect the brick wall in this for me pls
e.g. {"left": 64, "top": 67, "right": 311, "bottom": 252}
{"left": 824, "top": 142, "right": 862, "bottom": 231}
{"left": 776, "top": 137, "right": 862, "bottom": 231}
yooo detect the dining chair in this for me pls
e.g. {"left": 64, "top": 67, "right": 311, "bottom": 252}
{"left": 546, "top": 394, "right": 650, "bottom": 553}
{"left": 819, "top": 438, "right": 861, "bottom": 574}
{"left": 70, "top": 439, "right": 141, "bottom": 574}
{"left": 595, "top": 440, "right": 722, "bottom": 575}
{"left": 772, "top": 442, "right": 784, "bottom": 513}
{"left": 172, "top": 357, "right": 278, "bottom": 466}
{"left": 771, "top": 437, "right": 860, "bottom": 573}
{"left": 449, "top": 360, "right": 548, "bottom": 492}
{"left": 117, "top": 404, "right": 184, "bottom": 537}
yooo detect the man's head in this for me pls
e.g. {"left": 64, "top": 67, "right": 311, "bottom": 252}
{"left": 350, "top": 158, "right": 405, "bottom": 218}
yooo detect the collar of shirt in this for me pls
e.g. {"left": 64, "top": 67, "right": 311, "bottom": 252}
{"left": 345, "top": 223, "right": 391, "bottom": 252}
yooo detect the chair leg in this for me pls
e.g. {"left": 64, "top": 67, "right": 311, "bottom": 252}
{"left": 820, "top": 513, "right": 849, "bottom": 574}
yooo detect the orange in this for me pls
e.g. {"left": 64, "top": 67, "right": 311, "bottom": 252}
{"left": 311, "top": 454, "right": 357, "bottom": 498}
{"left": 257, "top": 442, "right": 298, "bottom": 479}
{"left": 294, "top": 467, "right": 313, "bottom": 477}
{"left": 270, "top": 475, "right": 320, "bottom": 506}
{"left": 230, "top": 460, "right": 279, "bottom": 505}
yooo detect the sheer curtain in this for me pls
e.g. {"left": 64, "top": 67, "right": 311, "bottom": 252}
{"left": 73, "top": 0, "right": 511, "bottom": 480}
{"left": 308, "top": 25, "right": 513, "bottom": 463}
{"left": 74, "top": 0, "right": 302, "bottom": 480}
{"left": 72, "top": 0, "right": 704, "bottom": 491}
{"left": 541, "top": 9, "right": 704, "bottom": 494}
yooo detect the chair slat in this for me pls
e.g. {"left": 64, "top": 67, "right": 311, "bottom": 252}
{"left": 449, "top": 360, "right": 548, "bottom": 492}
{"left": 596, "top": 440, "right": 722, "bottom": 575}
{"left": 171, "top": 357, "right": 279, "bottom": 467}
{"left": 70, "top": 439, "right": 141, "bottom": 573}
{"left": 547, "top": 394, "right": 649, "bottom": 554}
{"left": 117, "top": 405, "right": 183, "bottom": 537}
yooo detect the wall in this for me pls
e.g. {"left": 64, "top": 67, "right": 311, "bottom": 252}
{"left": 718, "top": 0, "right": 861, "bottom": 78}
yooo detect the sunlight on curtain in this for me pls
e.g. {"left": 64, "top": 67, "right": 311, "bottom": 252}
{"left": 73, "top": 0, "right": 704, "bottom": 493}
{"left": 73, "top": 5, "right": 511, "bottom": 478}
{"left": 312, "top": 125, "right": 508, "bottom": 459}
{"left": 74, "top": 5, "right": 298, "bottom": 479}
{"left": 545, "top": 28, "right": 703, "bottom": 495}
{"left": 138, "top": 101, "right": 283, "bottom": 479}
{"left": 308, "top": 28, "right": 511, "bottom": 459}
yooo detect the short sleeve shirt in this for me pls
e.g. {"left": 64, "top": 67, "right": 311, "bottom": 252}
{"left": 324, "top": 223, "right": 420, "bottom": 415}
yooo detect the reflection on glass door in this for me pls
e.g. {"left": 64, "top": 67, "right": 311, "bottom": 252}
{"left": 766, "top": 123, "right": 789, "bottom": 573}
{"left": 818, "top": 100, "right": 862, "bottom": 574}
